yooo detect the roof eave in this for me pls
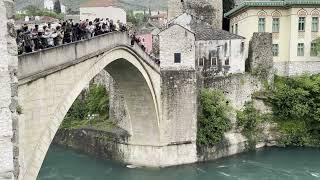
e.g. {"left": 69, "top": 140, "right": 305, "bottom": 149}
{"left": 225, "top": 0, "right": 320, "bottom": 18}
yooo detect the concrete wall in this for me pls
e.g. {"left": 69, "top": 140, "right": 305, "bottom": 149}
{"left": 80, "top": 6, "right": 126, "bottom": 23}
{"left": 0, "top": 0, "right": 19, "bottom": 179}
{"left": 159, "top": 24, "right": 195, "bottom": 70}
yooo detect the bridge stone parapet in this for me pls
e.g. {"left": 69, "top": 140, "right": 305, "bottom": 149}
{"left": 18, "top": 32, "right": 160, "bottom": 84}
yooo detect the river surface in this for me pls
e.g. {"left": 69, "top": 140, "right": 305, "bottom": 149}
{"left": 38, "top": 145, "right": 320, "bottom": 180}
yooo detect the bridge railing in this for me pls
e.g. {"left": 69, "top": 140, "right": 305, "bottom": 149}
{"left": 18, "top": 32, "right": 160, "bottom": 81}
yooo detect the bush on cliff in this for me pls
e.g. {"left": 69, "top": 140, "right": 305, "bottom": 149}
{"left": 236, "top": 101, "right": 272, "bottom": 149}
{"left": 197, "top": 89, "right": 232, "bottom": 147}
{"left": 61, "top": 84, "right": 110, "bottom": 130}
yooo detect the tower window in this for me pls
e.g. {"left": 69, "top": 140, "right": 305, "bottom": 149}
{"left": 174, "top": 53, "right": 181, "bottom": 63}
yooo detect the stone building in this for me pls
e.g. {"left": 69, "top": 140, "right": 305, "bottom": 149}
{"left": 160, "top": 13, "right": 246, "bottom": 76}
{"left": 159, "top": 23, "right": 196, "bottom": 70}
{"left": 225, "top": 0, "right": 320, "bottom": 75}
{"left": 167, "top": 0, "right": 223, "bottom": 29}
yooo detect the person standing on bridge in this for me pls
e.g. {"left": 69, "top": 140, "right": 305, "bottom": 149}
{"left": 53, "top": 26, "right": 63, "bottom": 46}
{"left": 86, "top": 21, "right": 95, "bottom": 39}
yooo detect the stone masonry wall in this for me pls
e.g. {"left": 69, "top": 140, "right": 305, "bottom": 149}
{"left": 0, "top": 0, "right": 19, "bottom": 179}
{"left": 160, "top": 70, "right": 197, "bottom": 144}
{"left": 184, "top": 0, "right": 223, "bottom": 29}
{"left": 90, "top": 70, "right": 131, "bottom": 133}
{"left": 167, "top": 0, "right": 223, "bottom": 29}
{"left": 274, "top": 61, "right": 320, "bottom": 76}
{"left": 247, "top": 33, "right": 273, "bottom": 82}
{"left": 203, "top": 73, "right": 262, "bottom": 110}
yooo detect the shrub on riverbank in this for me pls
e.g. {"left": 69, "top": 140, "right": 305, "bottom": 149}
{"left": 236, "top": 74, "right": 320, "bottom": 147}
{"left": 236, "top": 101, "right": 272, "bottom": 149}
{"left": 268, "top": 75, "right": 320, "bottom": 146}
{"left": 197, "top": 89, "right": 232, "bottom": 147}
{"left": 60, "top": 84, "right": 112, "bottom": 130}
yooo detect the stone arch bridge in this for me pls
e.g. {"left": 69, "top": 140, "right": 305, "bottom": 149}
{"left": 16, "top": 32, "right": 197, "bottom": 180}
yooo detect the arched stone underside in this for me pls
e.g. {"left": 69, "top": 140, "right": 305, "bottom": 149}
{"left": 18, "top": 47, "right": 161, "bottom": 180}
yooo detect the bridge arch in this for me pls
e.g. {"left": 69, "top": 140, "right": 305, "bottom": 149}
{"left": 18, "top": 34, "right": 161, "bottom": 180}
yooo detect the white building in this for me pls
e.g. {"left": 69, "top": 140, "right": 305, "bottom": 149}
{"left": 80, "top": 0, "right": 126, "bottom": 23}
{"left": 159, "top": 13, "right": 246, "bottom": 75}
{"left": 225, "top": 0, "right": 320, "bottom": 75}
{"left": 159, "top": 13, "right": 245, "bottom": 76}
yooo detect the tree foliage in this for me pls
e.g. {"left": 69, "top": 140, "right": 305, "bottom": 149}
{"left": 268, "top": 75, "right": 320, "bottom": 146}
{"left": 197, "top": 89, "right": 232, "bottom": 147}
{"left": 237, "top": 101, "right": 272, "bottom": 149}
{"left": 61, "top": 85, "right": 110, "bottom": 130}
{"left": 126, "top": 11, "right": 149, "bottom": 27}
{"left": 16, "top": 5, "right": 63, "bottom": 20}
{"left": 54, "top": 0, "right": 62, "bottom": 14}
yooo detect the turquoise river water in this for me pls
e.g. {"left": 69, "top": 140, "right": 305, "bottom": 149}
{"left": 38, "top": 145, "right": 320, "bottom": 180}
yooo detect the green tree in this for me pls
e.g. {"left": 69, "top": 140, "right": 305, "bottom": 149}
{"left": 54, "top": 0, "right": 62, "bottom": 14}
{"left": 268, "top": 75, "right": 320, "bottom": 146}
{"left": 25, "top": 5, "right": 40, "bottom": 15}
{"left": 197, "top": 89, "right": 232, "bottom": 147}
{"left": 61, "top": 84, "right": 110, "bottom": 130}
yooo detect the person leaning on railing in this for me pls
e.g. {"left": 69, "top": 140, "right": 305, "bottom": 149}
{"left": 16, "top": 18, "right": 129, "bottom": 55}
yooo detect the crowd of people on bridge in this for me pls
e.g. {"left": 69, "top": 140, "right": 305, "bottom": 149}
{"left": 16, "top": 18, "right": 132, "bottom": 55}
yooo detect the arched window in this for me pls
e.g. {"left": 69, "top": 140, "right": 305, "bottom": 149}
{"left": 257, "top": 10, "right": 267, "bottom": 32}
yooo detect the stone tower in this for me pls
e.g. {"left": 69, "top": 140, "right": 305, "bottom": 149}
{"left": 168, "top": 0, "right": 184, "bottom": 21}
{"left": 168, "top": 0, "right": 223, "bottom": 29}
